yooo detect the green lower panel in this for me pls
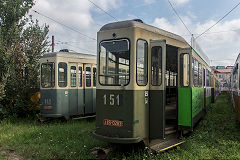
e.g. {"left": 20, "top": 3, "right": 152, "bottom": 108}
{"left": 192, "top": 88, "right": 204, "bottom": 117}
{"left": 178, "top": 87, "right": 191, "bottom": 127}
{"left": 85, "top": 88, "right": 93, "bottom": 114}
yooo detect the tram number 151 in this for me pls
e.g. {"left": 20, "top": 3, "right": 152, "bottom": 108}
{"left": 103, "top": 94, "right": 122, "bottom": 106}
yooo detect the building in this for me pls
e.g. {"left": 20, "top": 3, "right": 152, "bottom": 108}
{"left": 213, "top": 66, "right": 233, "bottom": 92}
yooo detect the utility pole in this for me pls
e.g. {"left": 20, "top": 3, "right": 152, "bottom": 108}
{"left": 52, "top": 35, "right": 54, "bottom": 52}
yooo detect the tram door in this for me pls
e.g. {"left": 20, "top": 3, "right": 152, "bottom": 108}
{"left": 149, "top": 40, "right": 166, "bottom": 140}
{"left": 69, "top": 63, "right": 78, "bottom": 115}
{"left": 83, "top": 64, "right": 93, "bottom": 114}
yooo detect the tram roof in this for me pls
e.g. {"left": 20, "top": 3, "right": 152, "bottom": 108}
{"left": 42, "top": 52, "right": 96, "bottom": 59}
{"left": 100, "top": 20, "right": 187, "bottom": 43}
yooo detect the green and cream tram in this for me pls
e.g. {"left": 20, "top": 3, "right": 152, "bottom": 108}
{"left": 93, "top": 20, "right": 215, "bottom": 151}
{"left": 40, "top": 51, "right": 96, "bottom": 119}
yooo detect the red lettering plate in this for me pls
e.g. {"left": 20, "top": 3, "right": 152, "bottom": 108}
{"left": 103, "top": 119, "right": 123, "bottom": 127}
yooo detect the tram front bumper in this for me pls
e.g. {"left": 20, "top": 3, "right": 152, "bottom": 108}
{"left": 92, "top": 130, "right": 140, "bottom": 144}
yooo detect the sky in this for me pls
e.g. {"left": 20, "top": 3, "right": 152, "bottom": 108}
{"left": 29, "top": 0, "right": 240, "bottom": 66}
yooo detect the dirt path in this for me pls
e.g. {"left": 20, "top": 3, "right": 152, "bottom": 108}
{"left": 0, "top": 149, "right": 24, "bottom": 160}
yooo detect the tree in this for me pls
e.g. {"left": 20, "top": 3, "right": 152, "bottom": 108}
{"left": 0, "top": 0, "right": 49, "bottom": 117}
{"left": 0, "top": 0, "right": 34, "bottom": 100}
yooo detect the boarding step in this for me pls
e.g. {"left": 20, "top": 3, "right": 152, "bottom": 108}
{"left": 150, "top": 136, "right": 184, "bottom": 152}
{"left": 165, "top": 103, "right": 177, "bottom": 117}
{"left": 165, "top": 125, "right": 177, "bottom": 135}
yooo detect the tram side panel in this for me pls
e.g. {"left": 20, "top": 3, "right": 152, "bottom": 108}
{"left": 192, "top": 87, "right": 205, "bottom": 126}
{"left": 233, "top": 91, "right": 240, "bottom": 121}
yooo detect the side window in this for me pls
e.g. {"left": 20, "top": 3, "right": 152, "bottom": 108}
{"left": 206, "top": 70, "right": 210, "bottom": 87}
{"left": 136, "top": 39, "right": 148, "bottom": 86}
{"left": 151, "top": 46, "right": 162, "bottom": 86}
{"left": 70, "top": 66, "right": 76, "bottom": 87}
{"left": 79, "top": 66, "right": 82, "bottom": 87}
{"left": 192, "top": 58, "right": 198, "bottom": 87}
{"left": 93, "top": 67, "right": 96, "bottom": 87}
{"left": 199, "top": 63, "right": 202, "bottom": 87}
{"left": 58, "top": 62, "right": 67, "bottom": 87}
{"left": 180, "top": 53, "right": 189, "bottom": 86}
{"left": 86, "top": 67, "right": 91, "bottom": 87}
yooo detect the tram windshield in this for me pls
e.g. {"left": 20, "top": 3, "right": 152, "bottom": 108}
{"left": 41, "top": 62, "right": 55, "bottom": 88}
{"left": 99, "top": 39, "right": 130, "bottom": 85}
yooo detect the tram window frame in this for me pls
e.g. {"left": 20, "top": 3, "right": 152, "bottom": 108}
{"left": 151, "top": 46, "right": 162, "bottom": 86}
{"left": 58, "top": 62, "right": 67, "bottom": 87}
{"left": 86, "top": 67, "right": 91, "bottom": 87}
{"left": 41, "top": 62, "right": 55, "bottom": 88}
{"left": 79, "top": 66, "right": 82, "bottom": 87}
{"left": 70, "top": 66, "right": 77, "bottom": 87}
{"left": 136, "top": 39, "right": 148, "bottom": 86}
{"left": 98, "top": 39, "right": 130, "bottom": 86}
{"left": 93, "top": 67, "right": 96, "bottom": 87}
{"left": 180, "top": 53, "right": 190, "bottom": 87}
{"left": 203, "top": 68, "right": 206, "bottom": 87}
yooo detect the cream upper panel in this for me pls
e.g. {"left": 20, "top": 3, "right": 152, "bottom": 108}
{"left": 192, "top": 49, "right": 211, "bottom": 71}
{"left": 134, "top": 28, "right": 189, "bottom": 49}
{"left": 97, "top": 26, "right": 191, "bottom": 90}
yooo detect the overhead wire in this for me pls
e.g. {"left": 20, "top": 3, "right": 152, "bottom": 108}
{"left": 87, "top": 0, "right": 118, "bottom": 21}
{"left": 56, "top": 40, "right": 96, "bottom": 54}
{"left": 32, "top": 10, "right": 97, "bottom": 41}
{"left": 195, "top": 1, "right": 240, "bottom": 39}
{"left": 180, "top": 28, "right": 240, "bottom": 36}
{"left": 167, "top": 0, "right": 192, "bottom": 36}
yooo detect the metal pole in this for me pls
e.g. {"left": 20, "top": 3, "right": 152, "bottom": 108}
{"left": 52, "top": 35, "right": 54, "bottom": 52}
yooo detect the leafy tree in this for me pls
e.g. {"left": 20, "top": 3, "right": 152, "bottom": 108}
{"left": 0, "top": 0, "right": 49, "bottom": 117}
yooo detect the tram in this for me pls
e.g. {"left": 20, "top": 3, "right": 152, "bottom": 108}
{"left": 231, "top": 53, "right": 240, "bottom": 121}
{"left": 93, "top": 20, "right": 216, "bottom": 151}
{"left": 40, "top": 50, "right": 97, "bottom": 119}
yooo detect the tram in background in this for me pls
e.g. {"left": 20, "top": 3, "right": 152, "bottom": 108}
{"left": 40, "top": 50, "right": 96, "bottom": 120}
{"left": 92, "top": 20, "right": 218, "bottom": 151}
{"left": 231, "top": 53, "right": 240, "bottom": 121}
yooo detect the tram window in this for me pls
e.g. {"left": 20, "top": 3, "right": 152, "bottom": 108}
{"left": 86, "top": 67, "right": 91, "bottom": 87}
{"left": 151, "top": 46, "right": 162, "bottom": 86}
{"left": 180, "top": 53, "right": 189, "bottom": 86}
{"left": 199, "top": 63, "right": 203, "bottom": 87}
{"left": 99, "top": 39, "right": 130, "bottom": 85}
{"left": 136, "top": 39, "right": 148, "bottom": 86}
{"left": 58, "top": 62, "right": 67, "bottom": 87}
{"left": 79, "top": 66, "right": 82, "bottom": 87}
{"left": 206, "top": 70, "right": 210, "bottom": 87}
{"left": 41, "top": 62, "right": 55, "bottom": 88}
{"left": 70, "top": 66, "right": 76, "bottom": 87}
{"left": 93, "top": 67, "right": 96, "bottom": 87}
{"left": 192, "top": 58, "right": 199, "bottom": 87}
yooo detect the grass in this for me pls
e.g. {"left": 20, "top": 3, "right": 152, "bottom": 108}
{"left": 0, "top": 93, "right": 240, "bottom": 159}
{"left": 0, "top": 119, "right": 107, "bottom": 159}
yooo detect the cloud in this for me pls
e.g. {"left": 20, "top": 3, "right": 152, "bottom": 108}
{"left": 30, "top": 0, "right": 121, "bottom": 54}
{"left": 143, "top": 0, "right": 156, "bottom": 4}
{"left": 171, "top": 0, "right": 190, "bottom": 5}
{"left": 152, "top": 16, "right": 240, "bottom": 66}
